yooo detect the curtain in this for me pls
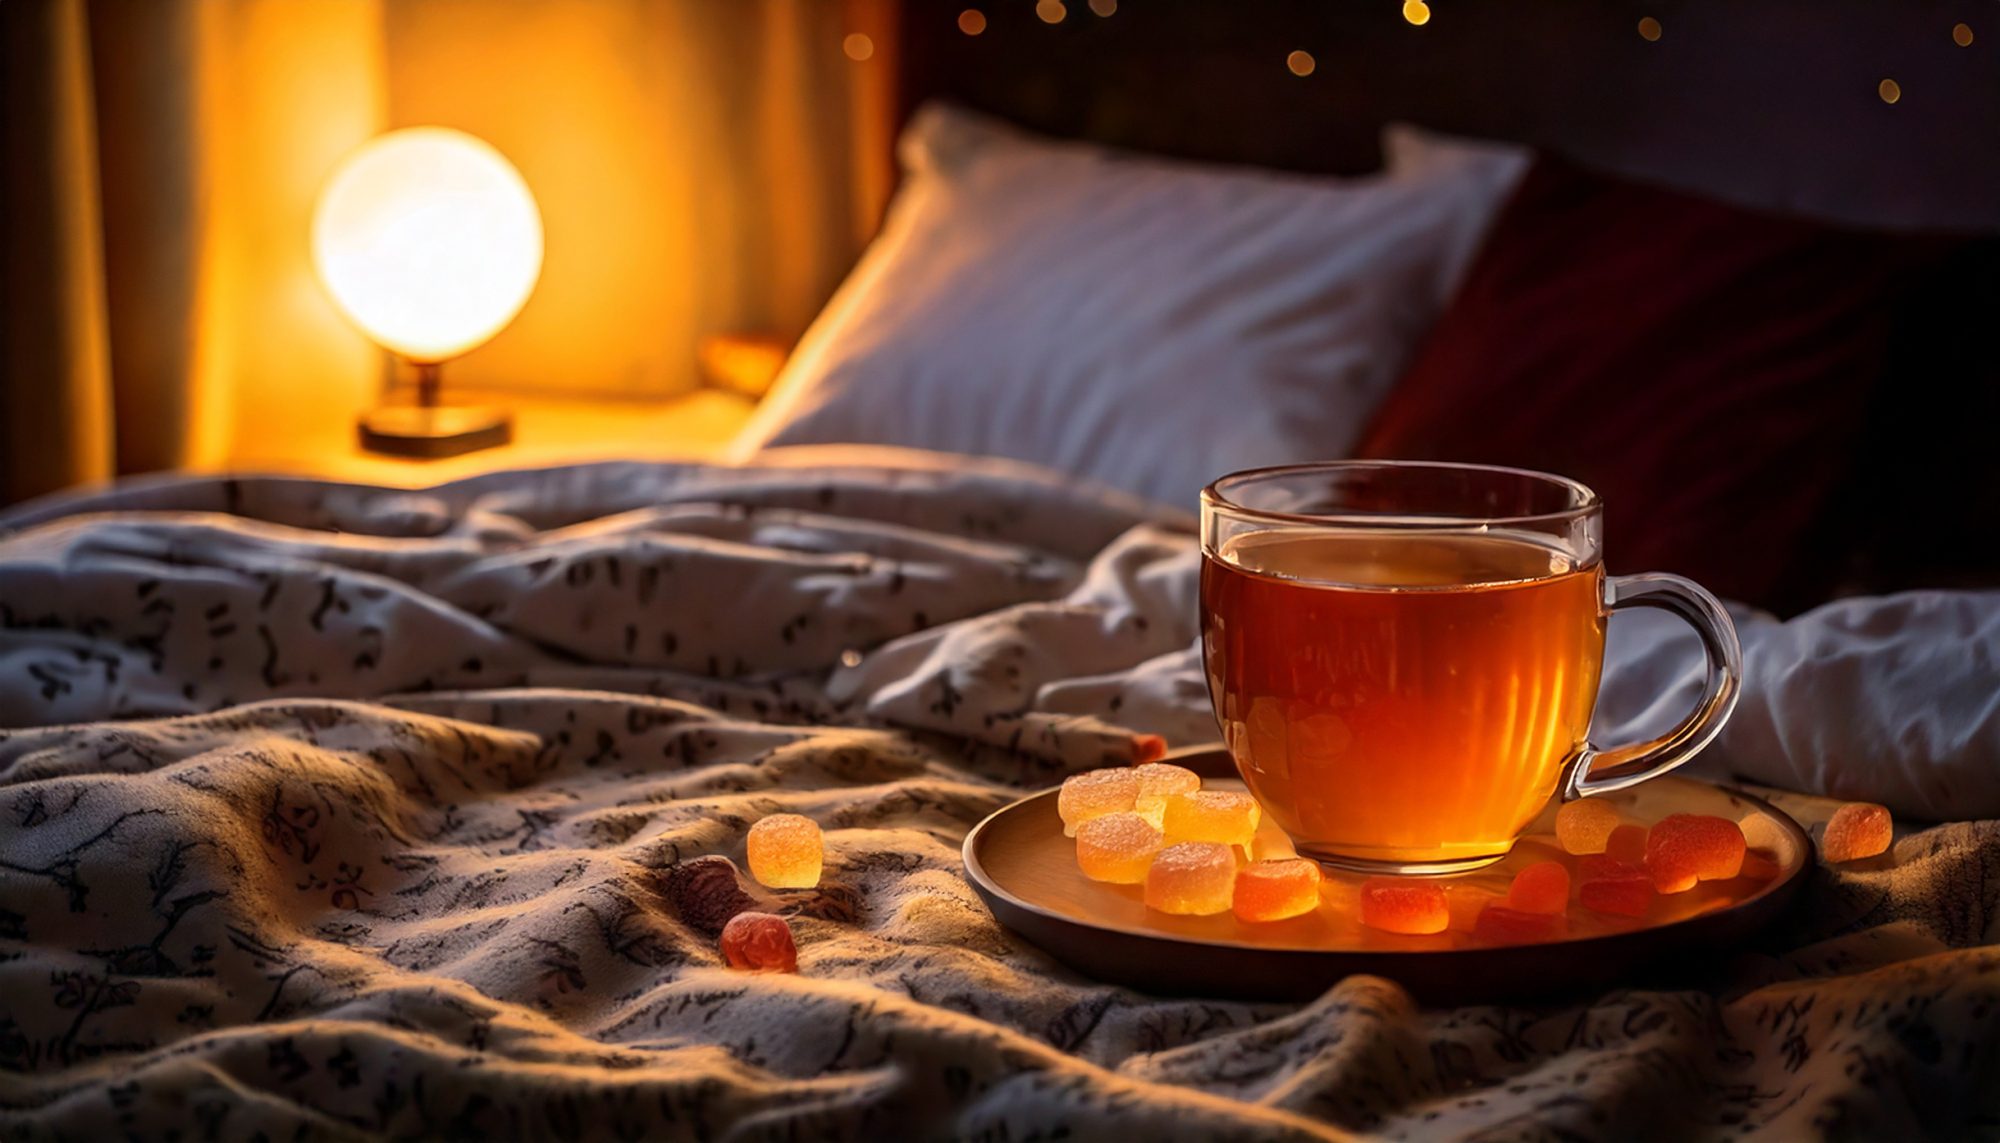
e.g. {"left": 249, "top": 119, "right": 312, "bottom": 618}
{"left": 0, "top": 0, "right": 895, "bottom": 506}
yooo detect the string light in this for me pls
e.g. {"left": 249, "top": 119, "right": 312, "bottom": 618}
{"left": 1089, "top": 0, "right": 1117, "bottom": 16}
{"left": 843, "top": 32, "right": 874, "bottom": 61}
{"left": 1402, "top": 0, "right": 1431, "bottom": 27}
{"left": 1287, "top": 50, "right": 1316, "bottom": 77}
{"left": 1953, "top": 23, "right": 1974, "bottom": 47}
{"left": 1036, "top": 0, "right": 1066, "bottom": 24}
{"left": 1637, "top": 17, "right": 1662, "bottom": 42}
{"left": 1878, "top": 78, "right": 1902, "bottom": 104}
{"left": 958, "top": 8, "right": 986, "bottom": 36}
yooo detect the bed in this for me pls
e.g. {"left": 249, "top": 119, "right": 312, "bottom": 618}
{"left": 4, "top": 3, "right": 1999, "bottom": 1139}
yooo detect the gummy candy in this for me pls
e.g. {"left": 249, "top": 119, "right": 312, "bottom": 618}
{"left": 1738, "top": 812, "right": 1790, "bottom": 855}
{"left": 1075, "top": 812, "right": 1164, "bottom": 884}
{"left": 746, "top": 813, "right": 823, "bottom": 889}
{"left": 1605, "top": 823, "right": 1649, "bottom": 866}
{"left": 1822, "top": 802, "right": 1892, "bottom": 863}
{"left": 1131, "top": 762, "right": 1201, "bottom": 826}
{"left": 1161, "top": 790, "right": 1261, "bottom": 851}
{"left": 1232, "top": 858, "right": 1322, "bottom": 922}
{"left": 1555, "top": 799, "right": 1621, "bottom": 855}
{"left": 1474, "top": 904, "right": 1567, "bottom": 945}
{"left": 1058, "top": 768, "right": 1140, "bottom": 837}
{"left": 661, "top": 855, "right": 757, "bottom": 936}
{"left": 1144, "top": 842, "right": 1237, "bottom": 915}
{"left": 1645, "top": 814, "right": 1745, "bottom": 892}
{"left": 1576, "top": 856, "right": 1653, "bottom": 917}
{"left": 1506, "top": 861, "right": 1571, "bottom": 915}
{"left": 1359, "top": 877, "right": 1448, "bottom": 935}
{"left": 719, "top": 911, "right": 797, "bottom": 972}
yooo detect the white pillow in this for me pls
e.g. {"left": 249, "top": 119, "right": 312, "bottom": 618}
{"left": 731, "top": 105, "right": 1528, "bottom": 510}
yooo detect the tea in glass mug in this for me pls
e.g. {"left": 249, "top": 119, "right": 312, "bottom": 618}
{"left": 1200, "top": 461, "right": 1741, "bottom": 874}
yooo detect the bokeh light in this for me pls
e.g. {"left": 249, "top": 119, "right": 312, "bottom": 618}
{"left": 1878, "top": 78, "right": 1902, "bottom": 104}
{"left": 843, "top": 33, "right": 874, "bottom": 61}
{"left": 958, "top": 9, "right": 987, "bottom": 36}
{"left": 1638, "top": 17, "right": 1662, "bottom": 42}
{"left": 1287, "top": 50, "right": 1316, "bottom": 77}
{"left": 1403, "top": 1, "right": 1431, "bottom": 27}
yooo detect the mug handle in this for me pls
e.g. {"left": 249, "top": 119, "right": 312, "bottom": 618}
{"left": 1561, "top": 573, "right": 1744, "bottom": 800}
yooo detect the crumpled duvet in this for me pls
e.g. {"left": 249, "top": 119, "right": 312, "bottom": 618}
{"left": 1, "top": 453, "right": 1996, "bottom": 1139}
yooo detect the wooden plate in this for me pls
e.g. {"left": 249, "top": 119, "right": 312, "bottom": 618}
{"left": 964, "top": 746, "right": 1812, "bottom": 1004}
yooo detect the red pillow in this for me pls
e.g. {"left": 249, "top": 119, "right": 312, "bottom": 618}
{"left": 1354, "top": 157, "right": 1948, "bottom": 612}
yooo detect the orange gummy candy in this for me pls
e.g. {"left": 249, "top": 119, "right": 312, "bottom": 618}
{"left": 1506, "top": 861, "right": 1571, "bottom": 915}
{"left": 1058, "top": 768, "right": 1139, "bottom": 837}
{"left": 1161, "top": 790, "right": 1261, "bottom": 849}
{"left": 1645, "top": 814, "right": 1746, "bottom": 892}
{"left": 746, "top": 813, "right": 823, "bottom": 889}
{"left": 1232, "top": 858, "right": 1322, "bottom": 923}
{"left": 1555, "top": 799, "right": 1622, "bottom": 855}
{"left": 1577, "top": 856, "right": 1654, "bottom": 918}
{"left": 1474, "top": 904, "right": 1567, "bottom": 945}
{"left": 719, "top": 911, "right": 798, "bottom": 972}
{"left": 1075, "top": 812, "right": 1164, "bottom": 884}
{"left": 1605, "top": 823, "right": 1649, "bottom": 865}
{"left": 1131, "top": 762, "right": 1200, "bottom": 826}
{"left": 1822, "top": 802, "right": 1892, "bottom": 863}
{"left": 1144, "top": 842, "right": 1237, "bottom": 915}
{"left": 1359, "top": 877, "right": 1449, "bottom": 935}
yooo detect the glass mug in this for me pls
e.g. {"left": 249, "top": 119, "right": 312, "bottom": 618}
{"left": 1200, "top": 461, "right": 1742, "bottom": 874}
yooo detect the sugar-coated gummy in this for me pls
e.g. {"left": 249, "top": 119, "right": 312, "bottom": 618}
{"left": 1144, "top": 842, "right": 1237, "bottom": 915}
{"left": 1822, "top": 802, "right": 1892, "bottom": 863}
{"left": 1506, "top": 861, "right": 1571, "bottom": 915}
{"left": 719, "top": 911, "right": 797, "bottom": 973}
{"left": 746, "top": 814, "right": 823, "bottom": 889}
{"left": 1359, "top": 877, "right": 1449, "bottom": 935}
{"left": 1058, "top": 769, "right": 1140, "bottom": 837}
{"left": 1232, "top": 858, "right": 1322, "bottom": 922}
{"left": 1555, "top": 799, "right": 1621, "bottom": 855}
{"left": 1075, "top": 812, "right": 1165, "bottom": 884}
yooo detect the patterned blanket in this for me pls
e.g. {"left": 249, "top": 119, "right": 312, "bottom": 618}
{"left": 1, "top": 457, "right": 1995, "bottom": 1140}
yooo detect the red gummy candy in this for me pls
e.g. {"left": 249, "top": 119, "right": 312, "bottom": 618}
{"left": 1474, "top": 904, "right": 1567, "bottom": 945}
{"left": 1506, "top": 861, "right": 1571, "bottom": 915}
{"left": 1577, "top": 856, "right": 1654, "bottom": 918}
{"left": 719, "top": 911, "right": 798, "bottom": 973}
{"left": 1605, "top": 824, "right": 1649, "bottom": 865}
{"left": 1645, "top": 814, "right": 1746, "bottom": 892}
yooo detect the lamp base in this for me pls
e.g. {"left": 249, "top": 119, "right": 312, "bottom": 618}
{"left": 357, "top": 405, "right": 512, "bottom": 458}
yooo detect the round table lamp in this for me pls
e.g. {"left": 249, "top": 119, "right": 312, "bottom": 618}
{"left": 312, "top": 127, "right": 543, "bottom": 457}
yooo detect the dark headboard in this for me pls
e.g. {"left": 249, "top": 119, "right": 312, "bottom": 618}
{"left": 898, "top": 1, "right": 2000, "bottom": 233}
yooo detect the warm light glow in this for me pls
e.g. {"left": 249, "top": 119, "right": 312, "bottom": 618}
{"left": 1879, "top": 78, "right": 1902, "bottom": 104}
{"left": 1953, "top": 23, "right": 1974, "bottom": 47}
{"left": 1036, "top": 0, "right": 1066, "bottom": 25}
{"left": 1638, "top": 16, "right": 1662, "bottom": 42}
{"left": 1089, "top": 0, "right": 1117, "bottom": 16}
{"left": 958, "top": 8, "right": 987, "bottom": 35}
{"left": 843, "top": 33, "right": 874, "bottom": 61}
{"left": 1402, "top": 0, "right": 1431, "bottom": 27}
{"left": 1286, "top": 50, "right": 1316, "bottom": 77}
{"left": 312, "top": 127, "right": 543, "bottom": 363}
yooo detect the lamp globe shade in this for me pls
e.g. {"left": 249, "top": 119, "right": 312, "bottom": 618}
{"left": 312, "top": 127, "right": 543, "bottom": 364}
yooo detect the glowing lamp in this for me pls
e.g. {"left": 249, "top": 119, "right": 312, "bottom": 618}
{"left": 312, "top": 127, "right": 542, "bottom": 457}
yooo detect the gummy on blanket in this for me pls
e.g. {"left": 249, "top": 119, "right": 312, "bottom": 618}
{"left": 720, "top": 912, "right": 798, "bottom": 973}
{"left": 1556, "top": 799, "right": 1621, "bottom": 855}
{"left": 1822, "top": 802, "right": 1893, "bottom": 862}
{"left": 1506, "top": 861, "right": 1570, "bottom": 915}
{"left": 1059, "top": 768, "right": 1140, "bottom": 837}
{"left": 1075, "top": 812, "right": 1164, "bottom": 883}
{"left": 1577, "top": 856, "right": 1653, "bottom": 917}
{"left": 1232, "top": 858, "right": 1321, "bottom": 922}
{"left": 1144, "top": 842, "right": 1237, "bottom": 915}
{"left": 1161, "top": 791, "right": 1260, "bottom": 850}
{"left": 661, "top": 855, "right": 758, "bottom": 935}
{"left": 1645, "top": 814, "right": 1746, "bottom": 892}
{"left": 747, "top": 814, "right": 823, "bottom": 888}
{"left": 1359, "top": 878, "right": 1448, "bottom": 935}
{"left": 1132, "top": 762, "right": 1200, "bottom": 826}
